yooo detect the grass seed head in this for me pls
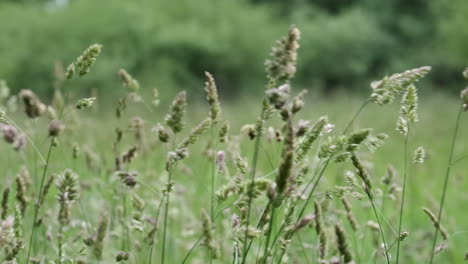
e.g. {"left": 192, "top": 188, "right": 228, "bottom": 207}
{"left": 1, "top": 187, "right": 9, "bottom": 220}
{"left": 19, "top": 89, "right": 46, "bottom": 119}
{"left": 400, "top": 84, "right": 419, "bottom": 123}
{"left": 118, "top": 69, "right": 140, "bottom": 91}
{"left": 204, "top": 72, "right": 221, "bottom": 124}
{"left": 413, "top": 146, "right": 426, "bottom": 164}
{"left": 265, "top": 25, "right": 301, "bottom": 84}
{"left": 335, "top": 223, "right": 353, "bottom": 264}
{"left": 423, "top": 207, "right": 448, "bottom": 240}
{"left": 48, "top": 120, "right": 65, "bottom": 137}
{"left": 153, "top": 123, "right": 170, "bottom": 143}
{"left": 218, "top": 121, "right": 230, "bottom": 143}
{"left": 116, "top": 251, "right": 130, "bottom": 262}
{"left": 56, "top": 169, "right": 80, "bottom": 225}
{"left": 67, "top": 44, "right": 102, "bottom": 79}
{"left": 76, "top": 97, "right": 96, "bottom": 110}
{"left": 296, "top": 116, "right": 328, "bottom": 162}
{"left": 460, "top": 87, "right": 468, "bottom": 112}
{"left": 165, "top": 91, "right": 187, "bottom": 134}
{"left": 370, "top": 66, "right": 431, "bottom": 105}
{"left": 179, "top": 118, "right": 211, "bottom": 148}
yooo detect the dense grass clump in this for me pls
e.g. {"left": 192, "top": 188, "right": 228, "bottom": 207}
{"left": 0, "top": 26, "right": 467, "bottom": 264}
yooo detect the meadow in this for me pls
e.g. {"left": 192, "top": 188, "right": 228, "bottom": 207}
{"left": 0, "top": 26, "right": 467, "bottom": 264}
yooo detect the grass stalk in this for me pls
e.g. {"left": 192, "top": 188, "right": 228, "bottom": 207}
{"left": 160, "top": 168, "right": 173, "bottom": 264}
{"left": 240, "top": 108, "right": 266, "bottom": 264}
{"left": 429, "top": 104, "right": 463, "bottom": 263}
{"left": 395, "top": 126, "right": 410, "bottom": 263}
{"left": 26, "top": 94, "right": 70, "bottom": 263}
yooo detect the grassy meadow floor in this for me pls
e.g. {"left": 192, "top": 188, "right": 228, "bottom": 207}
{"left": 1, "top": 92, "right": 467, "bottom": 263}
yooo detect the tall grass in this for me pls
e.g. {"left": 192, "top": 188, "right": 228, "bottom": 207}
{"left": 0, "top": 27, "right": 466, "bottom": 264}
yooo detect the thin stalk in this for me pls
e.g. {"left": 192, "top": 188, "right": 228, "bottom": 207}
{"left": 122, "top": 193, "right": 129, "bottom": 250}
{"left": 241, "top": 108, "right": 265, "bottom": 264}
{"left": 209, "top": 125, "right": 217, "bottom": 264}
{"left": 369, "top": 195, "right": 391, "bottom": 264}
{"left": 25, "top": 94, "right": 69, "bottom": 263}
{"left": 26, "top": 139, "right": 55, "bottom": 263}
{"left": 396, "top": 126, "right": 410, "bottom": 264}
{"left": 148, "top": 196, "right": 165, "bottom": 263}
{"left": 181, "top": 236, "right": 203, "bottom": 264}
{"left": 160, "top": 168, "right": 173, "bottom": 264}
{"left": 161, "top": 138, "right": 177, "bottom": 264}
{"left": 343, "top": 100, "right": 370, "bottom": 134}
{"left": 261, "top": 203, "right": 276, "bottom": 263}
{"left": 210, "top": 125, "right": 217, "bottom": 221}
{"left": 429, "top": 104, "right": 463, "bottom": 263}
{"left": 58, "top": 224, "right": 63, "bottom": 264}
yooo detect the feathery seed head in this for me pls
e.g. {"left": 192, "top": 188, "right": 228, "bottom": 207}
{"left": 1, "top": 124, "right": 17, "bottom": 144}
{"left": 152, "top": 123, "right": 170, "bottom": 143}
{"left": 201, "top": 209, "right": 218, "bottom": 258}
{"left": 423, "top": 207, "right": 448, "bottom": 240}
{"left": 204, "top": 72, "right": 221, "bottom": 124}
{"left": 399, "top": 229, "right": 409, "bottom": 241}
{"left": 235, "top": 155, "right": 248, "bottom": 174}
{"left": 274, "top": 118, "right": 295, "bottom": 204}
{"left": 370, "top": 66, "right": 431, "bottom": 105}
{"left": 48, "top": 120, "right": 65, "bottom": 137}
{"left": 67, "top": 44, "right": 102, "bottom": 79}
{"left": 335, "top": 224, "right": 353, "bottom": 263}
{"left": 266, "top": 84, "right": 290, "bottom": 110}
{"left": 265, "top": 25, "right": 301, "bottom": 84}
{"left": 116, "top": 251, "right": 130, "bottom": 262}
{"left": 116, "top": 251, "right": 129, "bottom": 262}
{"left": 400, "top": 85, "right": 419, "bottom": 123}
{"left": 165, "top": 91, "right": 186, "bottom": 134}
{"left": 460, "top": 87, "right": 468, "bottom": 112}
{"left": 93, "top": 211, "right": 109, "bottom": 260}
{"left": 216, "top": 150, "right": 226, "bottom": 173}
{"left": 296, "top": 116, "right": 328, "bottom": 162}
{"left": 365, "top": 133, "right": 388, "bottom": 152}
{"left": 346, "top": 128, "right": 371, "bottom": 152}
{"left": 179, "top": 118, "right": 211, "bottom": 148}
{"left": 396, "top": 116, "right": 408, "bottom": 136}
{"left": 116, "top": 171, "right": 138, "bottom": 188}
{"left": 19, "top": 89, "right": 46, "bottom": 119}
{"left": 1, "top": 188, "right": 9, "bottom": 220}
{"left": 296, "top": 120, "right": 310, "bottom": 137}
{"left": 0, "top": 108, "right": 7, "bottom": 124}
{"left": 413, "top": 146, "right": 426, "bottom": 164}
{"left": 56, "top": 169, "right": 80, "bottom": 225}
{"left": 291, "top": 89, "right": 307, "bottom": 114}
{"left": 118, "top": 69, "right": 140, "bottom": 91}
{"left": 218, "top": 121, "right": 230, "bottom": 143}
{"left": 350, "top": 154, "right": 373, "bottom": 197}
{"left": 241, "top": 124, "right": 256, "bottom": 140}
{"left": 314, "top": 201, "right": 327, "bottom": 260}
{"left": 165, "top": 148, "right": 189, "bottom": 171}
{"left": 382, "top": 165, "right": 397, "bottom": 185}
{"left": 76, "top": 97, "right": 96, "bottom": 110}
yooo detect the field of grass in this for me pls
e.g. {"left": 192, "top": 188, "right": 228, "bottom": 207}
{"left": 1, "top": 28, "right": 467, "bottom": 264}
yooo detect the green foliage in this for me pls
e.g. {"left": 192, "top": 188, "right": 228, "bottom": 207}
{"left": 0, "top": 0, "right": 467, "bottom": 100}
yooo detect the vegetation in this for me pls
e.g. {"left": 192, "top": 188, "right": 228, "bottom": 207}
{"left": 1, "top": 0, "right": 468, "bottom": 99}
{"left": 0, "top": 26, "right": 467, "bottom": 264}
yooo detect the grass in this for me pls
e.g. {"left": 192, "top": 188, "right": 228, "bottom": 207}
{"left": 0, "top": 30, "right": 467, "bottom": 264}
{"left": 0, "top": 91, "right": 466, "bottom": 263}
